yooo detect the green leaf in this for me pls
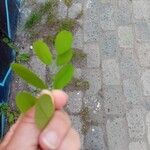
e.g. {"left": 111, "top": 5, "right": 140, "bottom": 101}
{"left": 35, "top": 94, "right": 55, "bottom": 129}
{"left": 33, "top": 40, "right": 52, "bottom": 65}
{"left": 16, "top": 92, "right": 37, "bottom": 113}
{"left": 53, "top": 64, "right": 74, "bottom": 89}
{"left": 55, "top": 30, "right": 73, "bottom": 55}
{"left": 11, "top": 63, "right": 48, "bottom": 89}
{"left": 56, "top": 49, "right": 73, "bottom": 66}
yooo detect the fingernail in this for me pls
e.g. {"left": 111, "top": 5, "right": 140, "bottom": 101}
{"left": 43, "top": 131, "right": 59, "bottom": 149}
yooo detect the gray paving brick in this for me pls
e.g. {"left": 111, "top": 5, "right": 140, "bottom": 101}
{"left": 84, "top": 42, "right": 100, "bottom": 68}
{"left": 82, "top": 69, "right": 102, "bottom": 95}
{"left": 119, "top": 49, "right": 140, "bottom": 79}
{"left": 102, "top": 59, "right": 121, "bottom": 85}
{"left": 106, "top": 118, "right": 129, "bottom": 150}
{"left": 115, "top": 0, "right": 132, "bottom": 26}
{"left": 103, "top": 86, "right": 126, "bottom": 116}
{"left": 137, "top": 43, "right": 150, "bottom": 67}
{"left": 133, "top": 0, "right": 150, "bottom": 20}
{"left": 123, "top": 79, "right": 142, "bottom": 105}
{"left": 73, "top": 28, "right": 83, "bottom": 49}
{"left": 101, "top": 31, "right": 119, "bottom": 59}
{"left": 146, "top": 112, "right": 150, "bottom": 145}
{"left": 129, "top": 141, "right": 148, "bottom": 150}
{"left": 68, "top": 3, "right": 82, "bottom": 19}
{"left": 134, "top": 21, "right": 150, "bottom": 42}
{"left": 84, "top": 0, "right": 100, "bottom": 42}
{"left": 84, "top": 20, "right": 100, "bottom": 42}
{"left": 84, "top": 126, "right": 107, "bottom": 150}
{"left": 83, "top": 94, "right": 102, "bottom": 124}
{"left": 70, "top": 115, "right": 84, "bottom": 149}
{"left": 58, "top": 1, "right": 67, "bottom": 19}
{"left": 118, "top": 26, "right": 134, "bottom": 48}
{"left": 141, "top": 70, "right": 150, "bottom": 96}
{"left": 99, "top": 4, "right": 115, "bottom": 31}
{"left": 66, "top": 91, "right": 83, "bottom": 114}
{"left": 126, "top": 106, "right": 146, "bottom": 140}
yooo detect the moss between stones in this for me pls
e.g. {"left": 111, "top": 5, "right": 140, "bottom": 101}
{"left": 80, "top": 107, "right": 91, "bottom": 135}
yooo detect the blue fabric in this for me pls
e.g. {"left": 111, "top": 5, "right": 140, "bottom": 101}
{"left": 0, "top": 0, "right": 19, "bottom": 137}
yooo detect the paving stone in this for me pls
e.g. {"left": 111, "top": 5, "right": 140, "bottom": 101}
{"left": 123, "top": 79, "right": 142, "bottom": 105}
{"left": 106, "top": 118, "right": 129, "bottom": 150}
{"left": 83, "top": 94, "right": 102, "bottom": 124}
{"left": 84, "top": 20, "right": 100, "bottom": 42}
{"left": 84, "top": 126, "right": 107, "bottom": 150}
{"left": 74, "top": 68, "right": 82, "bottom": 79}
{"left": 146, "top": 112, "right": 150, "bottom": 145}
{"left": 73, "top": 28, "right": 83, "bottom": 49}
{"left": 129, "top": 141, "right": 147, "bottom": 150}
{"left": 101, "top": 31, "right": 118, "bottom": 58}
{"left": 66, "top": 91, "right": 83, "bottom": 114}
{"left": 118, "top": 26, "right": 134, "bottom": 48}
{"left": 84, "top": 0, "right": 99, "bottom": 22}
{"left": 119, "top": 49, "right": 140, "bottom": 79}
{"left": 84, "top": 0, "right": 100, "bottom": 42}
{"left": 102, "top": 59, "right": 121, "bottom": 85}
{"left": 30, "top": 56, "right": 46, "bottom": 81}
{"left": 82, "top": 69, "right": 102, "bottom": 95}
{"left": 70, "top": 115, "right": 84, "bottom": 149}
{"left": 99, "top": 4, "right": 115, "bottom": 31}
{"left": 137, "top": 43, "right": 150, "bottom": 67}
{"left": 58, "top": 1, "right": 67, "bottom": 19}
{"left": 68, "top": 3, "right": 82, "bottom": 19}
{"left": 84, "top": 42, "right": 100, "bottom": 68}
{"left": 126, "top": 106, "right": 146, "bottom": 140}
{"left": 133, "top": 0, "right": 150, "bottom": 20}
{"left": 103, "top": 86, "right": 125, "bottom": 116}
{"left": 100, "top": 0, "right": 110, "bottom": 3}
{"left": 115, "top": 0, "right": 132, "bottom": 26}
{"left": 141, "top": 70, "right": 150, "bottom": 96}
{"left": 134, "top": 21, "right": 150, "bottom": 42}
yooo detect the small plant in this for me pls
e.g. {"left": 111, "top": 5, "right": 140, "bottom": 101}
{"left": 25, "top": 12, "right": 42, "bottom": 29}
{"left": 0, "top": 103, "right": 19, "bottom": 126}
{"left": 59, "top": 18, "right": 78, "bottom": 31}
{"left": 16, "top": 53, "right": 30, "bottom": 63}
{"left": 11, "top": 30, "right": 75, "bottom": 129}
{"left": 64, "top": 0, "right": 73, "bottom": 7}
{"left": 25, "top": 0, "right": 58, "bottom": 29}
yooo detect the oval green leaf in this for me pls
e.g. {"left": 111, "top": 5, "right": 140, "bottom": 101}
{"left": 33, "top": 40, "right": 52, "bottom": 65}
{"left": 55, "top": 30, "right": 73, "bottom": 55}
{"left": 53, "top": 64, "right": 74, "bottom": 89}
{"left": 11, "top": 63, "right": 48, "bottom": 89}
{"left": 56, "top": 49, "right": 73, "bottom": 66}
{"left": 35, "top": 94, "right": 55, "bottom": 129}
{"left": 16, "top": 92, "right": 37, "bottom": 113}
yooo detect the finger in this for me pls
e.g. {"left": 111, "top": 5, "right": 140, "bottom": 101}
{"left": 58, "top": 128, "right": 81, "bottom": 150}
{"left": 52, "top": 90, "right": 68, "bottom": 109}
{"left": 40, "top": 90, "right": 68, "bottom": 109}
{"left": 2, "top": 90, "right": 68, "bottom": 149}
{"left": 0, "top": 117, "right": 22, "bottom": 148}
{"left": 39, "top": 111, "right": 71, "bottom": 150}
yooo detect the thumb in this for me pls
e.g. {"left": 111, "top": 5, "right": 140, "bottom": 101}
{"left": 5, "top": 108, "right": 40, "bottom": 150}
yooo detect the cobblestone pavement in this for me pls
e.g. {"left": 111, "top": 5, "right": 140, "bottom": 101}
{"left": 12, "top": 0, "right": 150, "bottom": 149}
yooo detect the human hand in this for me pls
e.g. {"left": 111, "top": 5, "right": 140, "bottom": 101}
{"left": 0, "top": 90, "right": 80, "bottom": 150}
